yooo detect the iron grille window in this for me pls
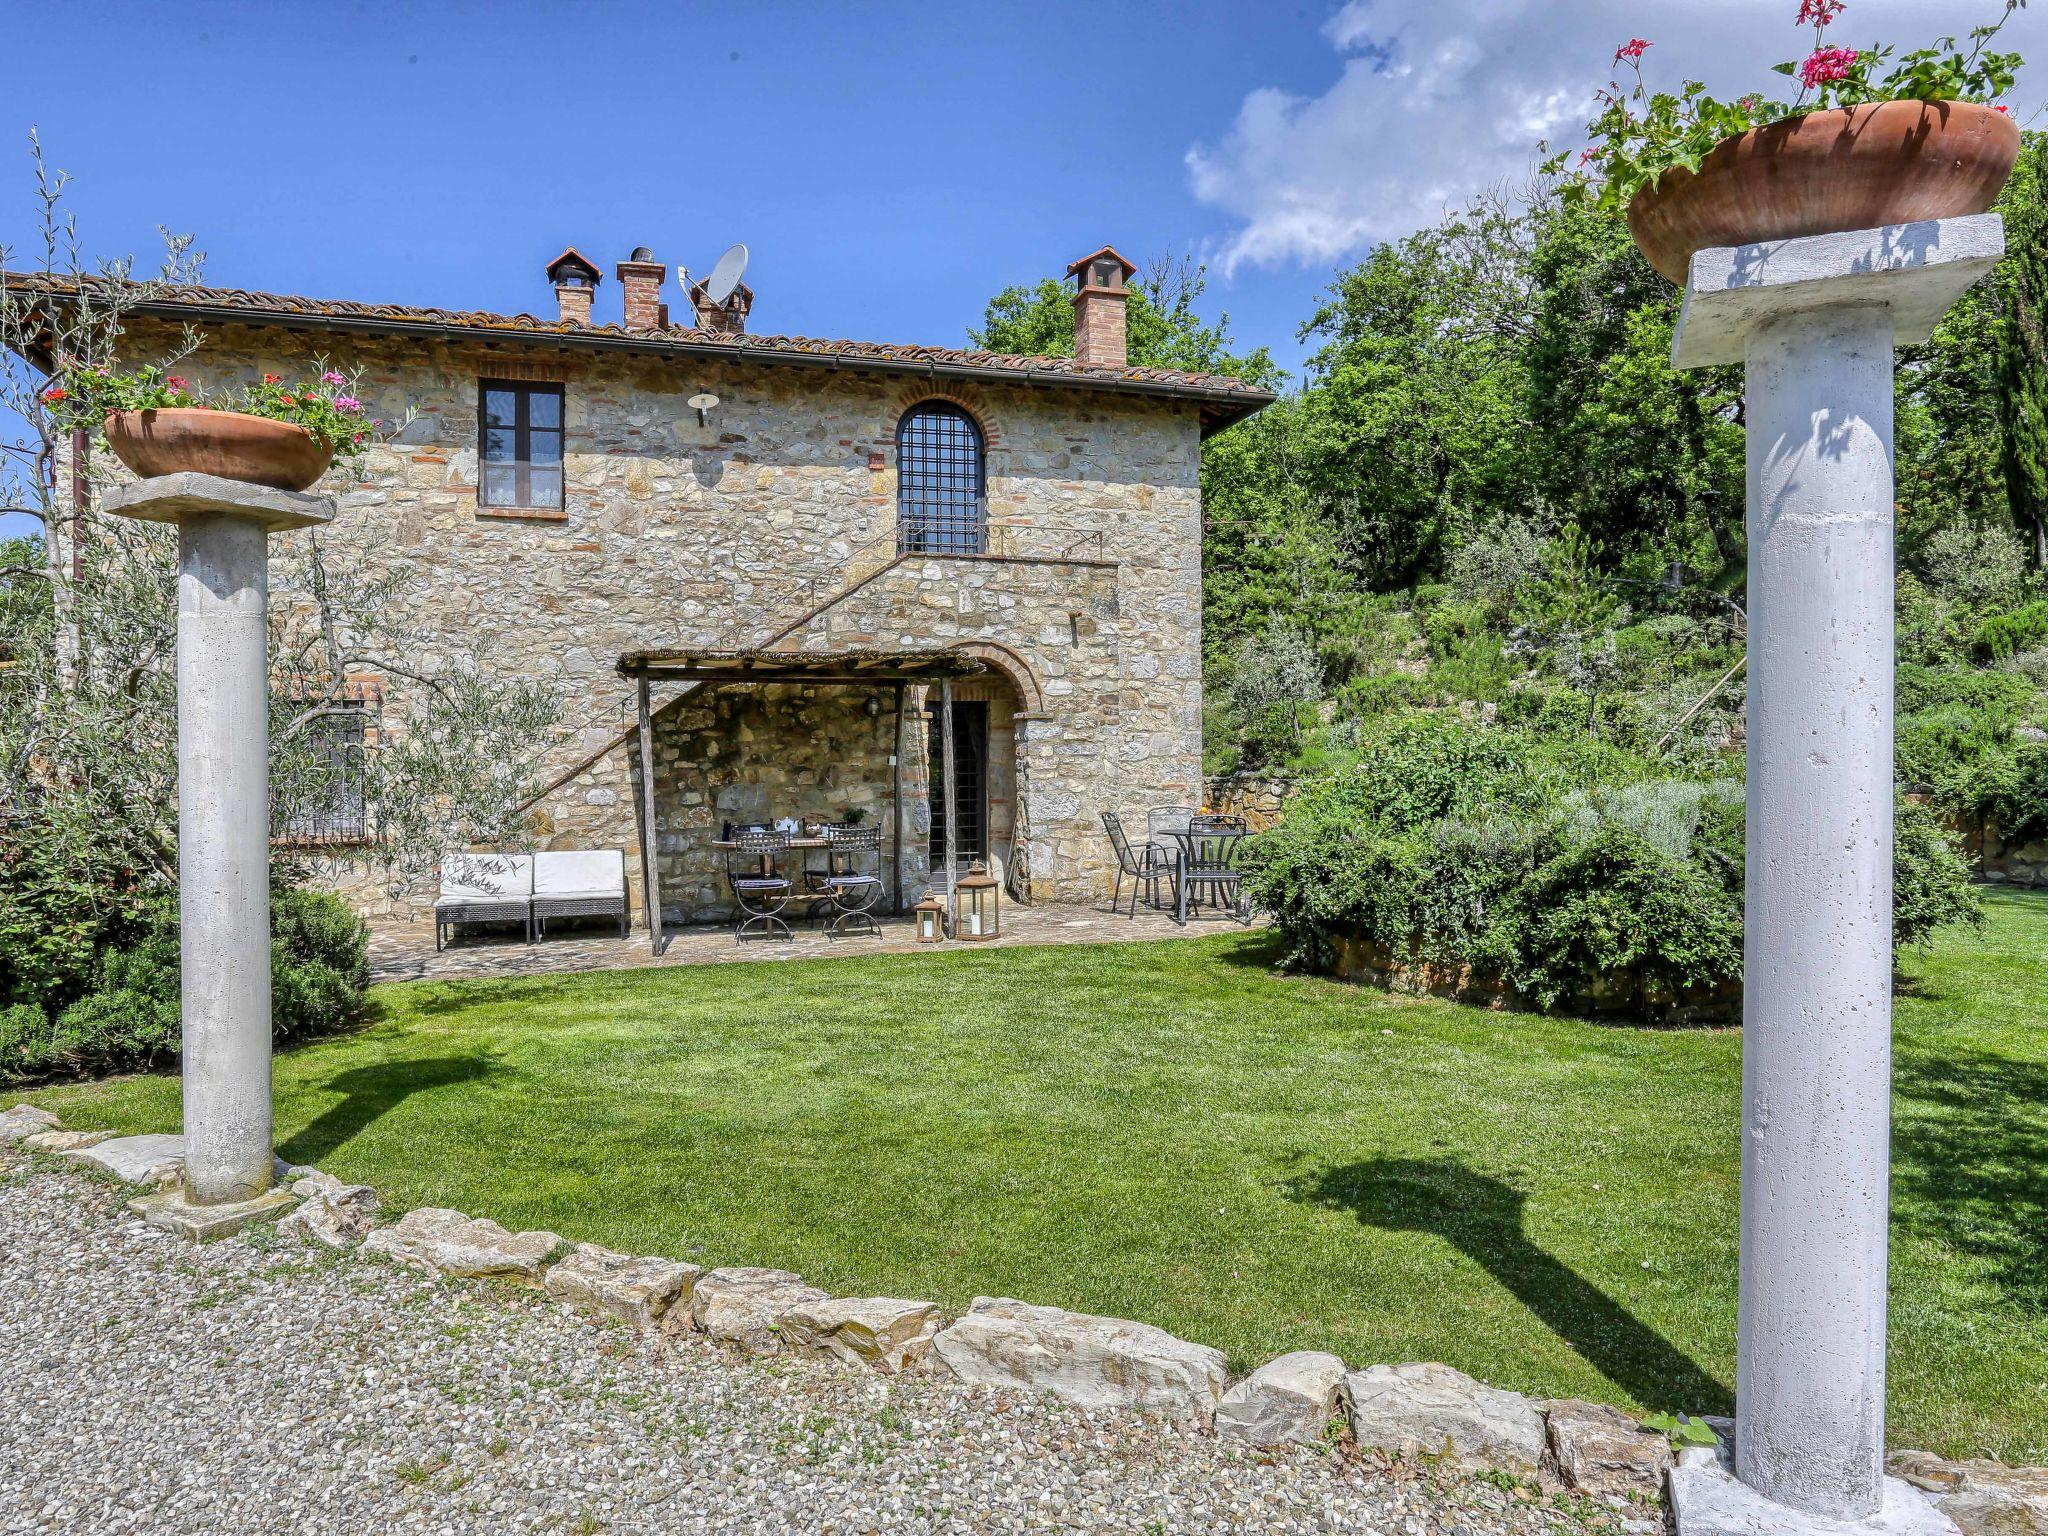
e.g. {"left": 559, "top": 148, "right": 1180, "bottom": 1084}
{"left": 896, "top": 403, "right": 986, "bottom": 555}
{"left": 283, "top": 701, "right": 369, "bottom": 843}
{"left": 478, "top": 380, "right": 565, "bottom": 509}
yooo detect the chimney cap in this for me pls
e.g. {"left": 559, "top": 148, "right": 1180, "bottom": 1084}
{"left": 1065, "top": 245, "right": 1137, "bottom": 290}
{"left": 545, "top": 247, "right": 603, "bottom": 287}
{"left": 629, "top": 245, "right": 655, "bottom": 262}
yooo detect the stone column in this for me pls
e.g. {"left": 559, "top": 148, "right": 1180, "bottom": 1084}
{"left": 100, "top": 471, "right": 335, "bottom": 1238}
{"left": 1669, "top": 217, "right": 2002, "bottom": 1536}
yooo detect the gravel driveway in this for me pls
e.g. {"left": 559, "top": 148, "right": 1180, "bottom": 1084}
{"left": 1, "top": 1157, "right": 1638, "bottom": 1535}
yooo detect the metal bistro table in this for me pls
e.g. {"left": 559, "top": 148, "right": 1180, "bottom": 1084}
{"left": 1169, "top": 819, "right": 1249, "bottom": 925}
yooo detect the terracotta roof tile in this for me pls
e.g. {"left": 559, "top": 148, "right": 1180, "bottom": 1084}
{"left": 5, "top": 273, "right": 1274, "bottom": 434}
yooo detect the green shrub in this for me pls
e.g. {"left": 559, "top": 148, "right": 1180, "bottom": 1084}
{"left": 1969, "top": 743, "right": 2048, "bottom": 843}
{"left": 1243, "top": 721, "right": 1983, "bottom": 1022}
{"left": 1896, "top": 704, "right": 2016, "bottom": 793}
{"left": 1502, "top": 826, "right": 1742, "bottom": 1011}
{"left": 1913, "top": 522, "right": 2028, "bottom": 609}
{"left": 1893, "top": 800, "right": 1984, "bottom": 947}
{"left": 271, "top": 886, "right": 371, "bottom": 1042}
{"left": 0, "top": 825, "right": 153, "bottom": 1017}
{"left": 14, "top": 888, "right": 370, "bottom": 1082}
{"left": 0, "top": 1002, "right": 56, "bottom": 1080}
{"left": 1974, "top": 601, "right": 2048, "bottom": 663}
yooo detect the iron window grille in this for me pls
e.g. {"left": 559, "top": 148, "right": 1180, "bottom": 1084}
{"left": 896, "top": 402, "right": 986, "bottom": 555}
{"left": 280, "top": 691, "right": 372, "bottom": 844}
{"left": 478, "top": 379, "right": 566, "bottom": 510}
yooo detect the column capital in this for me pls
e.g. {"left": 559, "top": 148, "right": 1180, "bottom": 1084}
{"left": 100, "top": 471, "right": 335, "bottom": 532}
{"left": 1671, "top": 213, "right": 2005, "bottom": 371}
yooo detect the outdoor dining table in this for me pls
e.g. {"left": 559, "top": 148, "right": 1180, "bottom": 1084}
{"left": 711, "top": 835, "right": 836, "bottom": 878}
{"left": 1167, "top": 823, "right": 1249, "bottom": 925}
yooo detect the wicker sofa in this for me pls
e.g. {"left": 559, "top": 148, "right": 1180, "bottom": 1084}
{"left": 433, "top": 850, "right": 628, "bottom": 950}
{"left": 533, "top": 850, "right": 629, "bottom": 940}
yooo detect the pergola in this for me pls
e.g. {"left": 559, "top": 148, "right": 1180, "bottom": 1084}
{"left": 615, "top": 647, "right": 995, "bottom": 951}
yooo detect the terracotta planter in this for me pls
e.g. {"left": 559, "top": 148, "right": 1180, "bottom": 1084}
{"left": 102, "top": 408, "right": 332, "bottom": 492}
{"left": 1628, "top": 100, "right": 2020, "bottom": 286}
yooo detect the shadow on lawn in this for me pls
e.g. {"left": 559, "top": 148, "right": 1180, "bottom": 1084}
{"left": 1894, "top": 1045, "right": 2048, "bottom": 1313}
{"left": 1292, "top": 1157, "right": 1731, "bottom": 1415}
{"left": 278, "top": 1055, "right": 493, "bottom": 1167}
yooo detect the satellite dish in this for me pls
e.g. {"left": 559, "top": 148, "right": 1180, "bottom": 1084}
{"left": 702, "top": 243, "right": 748, "bottom": 304}
{"left": 687, "top": 391, "right": 720, "bottom": 426}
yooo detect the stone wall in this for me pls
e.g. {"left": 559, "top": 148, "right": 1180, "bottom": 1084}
{"left": 100, "top": 321, "right": 1207, "bottom": 920}
{"left": 1955, "top": 817, "right": 2048, "bottom": 888}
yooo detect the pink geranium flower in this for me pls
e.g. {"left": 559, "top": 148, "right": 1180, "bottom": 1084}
{"left": 322, "top": 370, "right": 347, "bottom": 386}
{"left": 1799, "top": 46, "right": 1857, "bottom": 87}
{"left": 335, "top": 396, "right": 362, "bottom": 412}
{"left": 1797, "top": 0, "right": 1846, "bottom": 25}
{"left": 1614, "top": 37, "right": 1651, "bottom": 64}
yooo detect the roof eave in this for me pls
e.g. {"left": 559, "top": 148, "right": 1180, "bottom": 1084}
{"left": 113, "top": 295, "right": 1276, "bottom": 437}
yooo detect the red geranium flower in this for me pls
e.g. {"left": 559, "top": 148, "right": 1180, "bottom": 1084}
{"left": 1614, "top": 37, "right": 1651, "bottom": 63}
{"left": 40, "top": 386, "right": 67, "bottom": 403}
{"left": 1797, "top": 0, "right": 1846, "bottom": 25}
{"left": 263, "top": 372, "right": 282, "bottom": 384}
{"left": 1799, "top": 45, "right": 1857, "bottom": 87}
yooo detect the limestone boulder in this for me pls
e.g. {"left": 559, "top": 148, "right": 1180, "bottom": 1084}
{"left": 21, "top": 1130, "right": 113, "bottom": 1153}
{"left": 1543, "top": 1398, "right": 1673, "bottom": 1496}
{"left": 780, "top": 1297, "right": 945, "bottom": 1374}
{"left": 932, "top": 1297, "right": 1228, "bottom": 1425}
{"left": 1, "top": 1105, "right": 61, "bottom": 1144}
{"left": 1216, "top": 1350, "right": 1350, "bottom": 1446}
{"left": 544, "top": 1244, "right": 701, "bottom": 1330}
{"left": 361, "top": 1208, "right": 565, "bottom": 1284}
{"left": 1892, "top": 1452, "right": 2048, "bottom": 1536}
{"left": 684, "top": 1267, "right": 830, "bottom": 1354}
{"left": 64, "top": 1133, "right": 185, "bottom": 1186}
{"left": 277, "top": 1182, "right": 382, "bottom": 1249}
{"left": 1344, "top": 1362, "right": 1546, "bottom": 1474}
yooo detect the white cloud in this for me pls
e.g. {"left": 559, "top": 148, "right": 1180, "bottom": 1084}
{"left": 1188, "top": 0, "right": 2048, "bottom": 272}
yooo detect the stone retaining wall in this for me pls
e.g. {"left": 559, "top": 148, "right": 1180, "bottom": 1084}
{"left": 1328, "top": 933, "right": 1743, "bottom": 1027}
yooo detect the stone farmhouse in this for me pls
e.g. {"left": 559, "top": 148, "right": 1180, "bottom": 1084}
{"left": 64, "top": 244, "right": 1273, "bottom": 927}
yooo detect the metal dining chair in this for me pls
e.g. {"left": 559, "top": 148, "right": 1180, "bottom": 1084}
{"left": 1172, "top": 816, "right": 1248, "bottom": 925}
{"left": 726, "top": 828, "right": 795, "bottom": 942}
{"left": 1103, "top": 811, "right": 1173, "bottom": 917}
{"left": 815, "top": 824, "right": 885, "bottom": 938}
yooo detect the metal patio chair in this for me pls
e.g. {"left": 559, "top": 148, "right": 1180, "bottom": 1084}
{"left": 815, "top": 824, "right": 885, "bottom": 939}
{"left": 726, "top": 828, "right": 795, "bottom": 943}
{"left": 1172, "top": 815, "right": 1249, "bottom": 926}
{"left": 1103, "top": 811, "right": 1173, "bottom": 917}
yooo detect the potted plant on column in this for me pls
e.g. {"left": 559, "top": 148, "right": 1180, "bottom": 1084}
{"left": 1553, "top": 1, "right": 2026, "bottom": 284}
{"left": 42, "top": 362, "right": 380, "bottom": 490}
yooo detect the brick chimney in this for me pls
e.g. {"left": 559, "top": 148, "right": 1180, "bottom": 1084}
{"left": 544, "top": 247, "right": 601, "bottom": 325}
{"left": 1066, "top": 245, "right": 1136, "bottom": 368}
{"left": 686, "top": 278, "right": 753, "bottom": 334}
{"left": 616, "top": 246, "right": 668, "bottom": 331}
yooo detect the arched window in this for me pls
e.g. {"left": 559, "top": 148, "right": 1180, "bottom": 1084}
{"left": 896, "top": 402, "right": 986, "bottom": 555}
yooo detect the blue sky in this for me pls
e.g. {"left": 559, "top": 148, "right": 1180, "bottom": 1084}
{"left": 6, "top": 0, "right": 2044, "bottom": 542}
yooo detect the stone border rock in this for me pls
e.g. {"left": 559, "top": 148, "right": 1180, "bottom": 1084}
{"left": 10, "top": 1100, "right": 2039, "bottom": 1533}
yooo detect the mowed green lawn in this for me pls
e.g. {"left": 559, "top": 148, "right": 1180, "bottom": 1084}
{"left": 28, "top": 891, "right": 2048, "bottom": 1461}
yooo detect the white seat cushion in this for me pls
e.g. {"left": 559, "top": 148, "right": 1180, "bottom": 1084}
{"left": 438, "top": 853, "right": 534, "bottom": 905}
{"left": 534, "top": 850, "right": 625, "bottom": 900}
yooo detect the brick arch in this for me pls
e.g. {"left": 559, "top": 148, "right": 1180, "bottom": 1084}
{"left": 947, "top": 640, "right": 1044, "bottom": 715}
{"left": 892, "top": 382, "right": 1003, "bottom": 448}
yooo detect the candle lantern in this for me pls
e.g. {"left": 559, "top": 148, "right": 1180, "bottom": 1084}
{"left": 956, "top": 860, "right": 999, "bottom": 941}
{"left": 913, "top": 890, "right": 947, "bottom": 943}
